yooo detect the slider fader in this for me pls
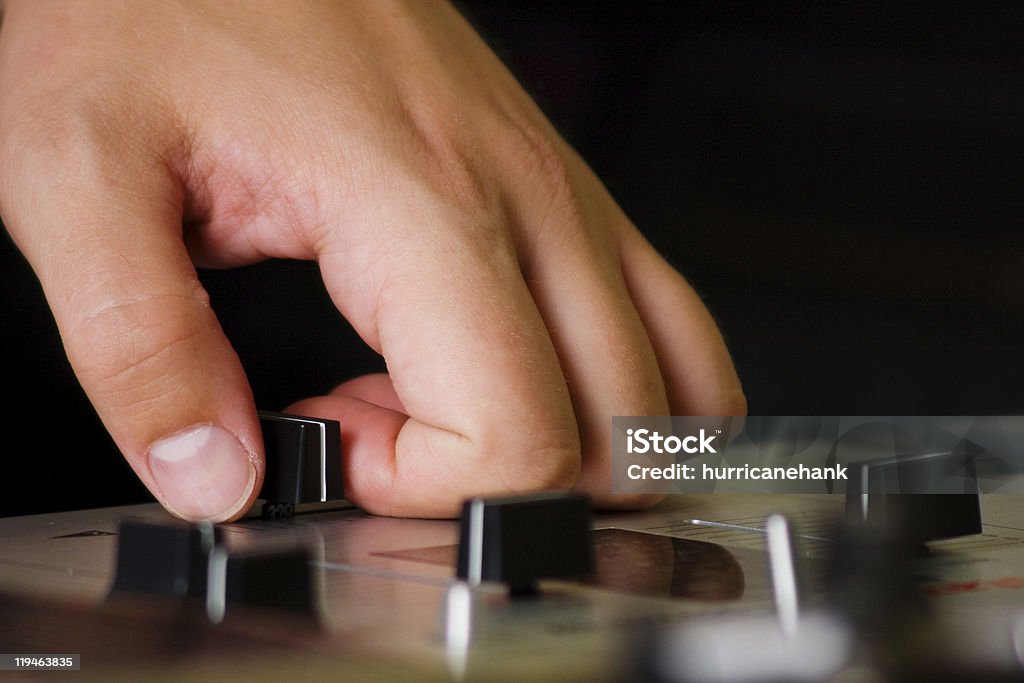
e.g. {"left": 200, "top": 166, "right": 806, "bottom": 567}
{"left": 0, "top": 417, "right": 1022, "bottom": 681}
{"left": 256, "top": 411, "right": 345, "bottom": 520}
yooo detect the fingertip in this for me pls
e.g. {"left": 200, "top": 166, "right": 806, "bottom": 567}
{"left": 146, "top": 423, "right": 260, "bottom": 523}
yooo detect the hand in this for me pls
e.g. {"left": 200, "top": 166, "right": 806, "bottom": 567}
{"left": 0, "top": 0, "right": 744, "bottom": 521}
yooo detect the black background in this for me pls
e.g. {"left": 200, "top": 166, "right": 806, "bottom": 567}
{"left": 3, "top": 3, "right": 1022, "bottom": 517}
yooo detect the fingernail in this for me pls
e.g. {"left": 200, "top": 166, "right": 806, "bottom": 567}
{"left": 147, "top": 424, "right": 256, "bottom": 522}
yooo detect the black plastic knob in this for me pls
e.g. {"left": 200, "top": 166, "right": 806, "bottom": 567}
{"left": 111, "top": 518, "right": 318, "bottom": 622}
{"left": 110, "top": 518, "right": 221, "bottom": 598}
{"left": 258, "top": 411, "right": 343, "bottom": 507}
{"left": 456, "top": 492, "right": 593, "bottom": 595}
{"left": 845, "top": 450, "right": 982, "bottom": 543}
{"left": 206, "top": 547, "right": 317, "bottom": 622}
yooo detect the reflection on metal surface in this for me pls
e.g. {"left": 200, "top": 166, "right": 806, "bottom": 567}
{"left": 587, "top": 529, "right": 745, "bottom": 601}
{"left": 374, "top": 528, "right": 747, "bottom": 602}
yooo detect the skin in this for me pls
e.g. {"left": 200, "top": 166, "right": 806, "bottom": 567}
{"left": 0, "top": 0, "right": 745, "bottom": 522}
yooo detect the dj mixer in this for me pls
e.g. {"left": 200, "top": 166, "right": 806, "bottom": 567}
{"left": 2, "top": 416, "right": 1023, "bottom": 682}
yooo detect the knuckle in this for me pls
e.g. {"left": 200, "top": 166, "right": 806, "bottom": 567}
{"left": 482, "top": 422, "right": 582, "bottom": 494}
{"left": 495, "top": 111, "right": 585, "bottom": 228}
{"left": 6, "top": 87, "right": 118, "bottom": 163}
{"left": 671, "top": 364, "right": 748, "bottom": 418}
{"left": 1, "top": 78, "right": 170, "bottom": 203}
{"left": 377, "top": 133, "right": 515, "bottom": 273}
{"left": 724, "top": 388, "right": 749, "bottom": 418}
{"left": 498, "top": 111, "right": 572, "bottom": 194}
{"left": 401, "top": 113, "right": 499, "bottom": 221}
{"left": 705, "top": 385, "right": 748, "bottom": 418}
{"left": 432, "top": 152, "right": 495, "bottom": 220}
{"left": 66, "top": 284, "right": 212, "bottom": 402}
{"left": 524, "top": 442, "right": 583, "bottom": 491}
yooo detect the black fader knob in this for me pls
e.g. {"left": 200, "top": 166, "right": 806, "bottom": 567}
{"left": 845, "top": 450, "right": 982, "bottom": 544}
{"left": 205, "top": 546, "right": 318, "bottom": 623}
{"left": 258, "top": 411, "right": 343, "bottom": 507}
{"left": 111, "top": 518, "right": 319, "bottom": 624}
{"left": 456, "top": 492, "right": 594, "bottom": 595}
{"left": 110, "top": 518, "right": 221, "bottom": 599}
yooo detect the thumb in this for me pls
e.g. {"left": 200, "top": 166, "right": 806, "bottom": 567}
{"left": 1, "top": 146, "right": 263, "bottom": 523}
